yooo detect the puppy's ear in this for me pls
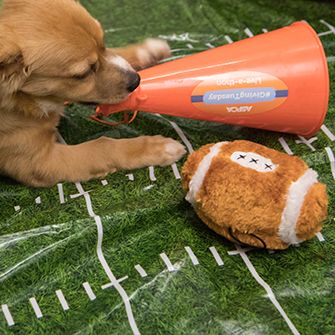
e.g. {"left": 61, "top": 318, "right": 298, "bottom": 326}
{"left": 0, "top": 30, "right": 28, "bottom": 93}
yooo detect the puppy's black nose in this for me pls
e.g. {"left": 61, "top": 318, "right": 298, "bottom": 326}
{"left": 127, "top": 72, "right": 141, "bottom": 92}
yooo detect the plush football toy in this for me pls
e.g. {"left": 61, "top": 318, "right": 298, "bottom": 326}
{"left": 182, "top": 140, "right": 328, "bottom": 250}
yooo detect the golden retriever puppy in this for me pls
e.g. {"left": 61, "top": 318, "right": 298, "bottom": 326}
{"left": 0, "top": 0, "right": 186, "bottom": 187}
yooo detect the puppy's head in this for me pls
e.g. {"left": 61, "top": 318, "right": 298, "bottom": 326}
{"left": 0, "top": 0, "right": 140, "bottom": 107}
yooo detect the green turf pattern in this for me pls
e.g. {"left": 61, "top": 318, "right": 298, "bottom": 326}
{"left": 1, "top": 0, "right": 335, "bottom": 334}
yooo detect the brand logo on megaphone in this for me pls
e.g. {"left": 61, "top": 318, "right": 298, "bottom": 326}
{"left": 226, "top": 106, "right": 253, "bottom": 113}
{"left": 191, "top": 71, "right": 288, "bottom": 116}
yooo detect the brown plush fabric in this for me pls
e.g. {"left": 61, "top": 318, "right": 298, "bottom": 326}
{"left": 182, "top": 140, "right": 328, "bottom": 250}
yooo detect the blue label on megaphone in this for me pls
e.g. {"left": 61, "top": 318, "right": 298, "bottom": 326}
{"left": 192, "top": 71, "right": 289, "bottom": 116}
{"left": 202, "top": 87, "right": 279, "bottom": 104}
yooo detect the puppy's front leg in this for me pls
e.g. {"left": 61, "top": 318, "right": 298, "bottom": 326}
{"left": 5, "top": 134, "right": 185, "bottom": 187}
{"left": 112, "top": 38, "right": 171, "bottom": 70}
{"left": 99, "top": 135, "right": 186, "bottom": 170}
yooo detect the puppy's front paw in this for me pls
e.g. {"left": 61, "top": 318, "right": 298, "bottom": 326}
{"left": 137, "top": 38, "right": 171, "bottom": 69}
{"left": 145, "top": 135, "right": 186, "bottom": 167}
{"left": 160, "top": 137, "right": 186, "bottom": 166}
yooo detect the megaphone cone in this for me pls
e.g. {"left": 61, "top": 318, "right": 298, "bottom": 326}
{"left": 95, "top": 21, "right": 329, "bottom": 137}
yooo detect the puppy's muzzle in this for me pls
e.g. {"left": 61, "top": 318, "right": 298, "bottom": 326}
{"left": 127, "top": 72, "right": 141, "bottom": 92}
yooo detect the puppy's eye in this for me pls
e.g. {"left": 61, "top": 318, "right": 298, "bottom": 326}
{"left": 91, "top": 62, "right": 98, "bottom": 73}
{"left": 73, "top": 63, "right": 98, "bottom": 80}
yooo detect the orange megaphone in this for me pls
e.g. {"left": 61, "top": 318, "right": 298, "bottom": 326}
{"left": 93, "top": 21, "right": 329, "bottom": 137}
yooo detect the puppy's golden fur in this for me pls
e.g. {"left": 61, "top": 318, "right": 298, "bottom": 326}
{"left": 0, "top": 0, "right": 185, "bottom": 187}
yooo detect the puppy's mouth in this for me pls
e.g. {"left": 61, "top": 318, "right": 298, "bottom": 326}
{"left": 77, "top": 94, "right": 131, "bottom": 106}
{"left": 73, "top": 73, "right": 140, "bottom": 106}
{"left": 79, "top": 101, "right": 100, "bottom": 106}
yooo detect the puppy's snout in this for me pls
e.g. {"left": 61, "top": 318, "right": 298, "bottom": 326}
{"left": 127, "top": 72, "right": 141, "bottom": 92}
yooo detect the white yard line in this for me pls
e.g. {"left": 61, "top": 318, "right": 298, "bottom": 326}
{"left": 318, "top": 30, "right": 332, "bottom": 37}
{"left": 57, "top": 183, "right": 66, "bottom": 204}
{"left": 70, "top": 191, "right": 91, "bottom": 199}
{"left": 1, "top": 304, "right": 14, "bottom": 326}
{"left": 135, "top": 264, "right": 148, "bottom": 278}
{"left": 56, "top": 290, "right": 69, "bottom": 311}
{"left": 244, "top": 27, "right": 254, "bottom": 37}
{"left": 231, "top": 245, "right": 300, "bottom": 335}
{"left": 228, "top": 247, "right": 253, "bottom": 256}
{"left": 101, "top": 180, "right": 108, "bottom": 186}
{"left": 169, "top": 120, "right": 194, "bottom": 153}
{"left": 205, "top": 42, "right": 215, "bottom": 48}
{"left": 77, "top": 190, "right": 95, "bottom": 217}
{"left": 82, "top": 282, "right": 97, "bottom": 301}
{"left": 160, "top": 253, "right": 176, "bottom": 272}
{"left": 209, "top": 246, "right": 224, "bottom": 266}
{"left": 155, "top": 114, "right": 194, "bottom": 153}
{"left": 278, "top": 137, "right": 294, "bottom": 155}
{"left": 148, "top": 166, "right": 157, "bottom": 182}
{"left": 318, "top": 22, "right": 335, "bottom": 63}
{"left": 171, "top": 163, "right": 181, "bottom": 180}
{"left": 321, "top": 125, "right": 335, "bottom": 141}
{"left": 90, "top": 211, "right": 140, "bottom": 334}
{"left": 224, "top": 35, "right": 234, "bottom": 44}
{"left": 320, "top": 19, "right": 335, "bottom": 35}
{"left": 57, "top": 134, "right": 141, "bottom": 335}
{"left": 184, "top": 246, "right": 199, "bottom": 265}
{"left": 316, "top": 232, "right": 325, "bottom": 242}
{"left": 325, "top": 147, "right": 335, "bottom": 180}
{"left": 29, "top": 297, "right": 43, "bottom": 319}
{"left": 126, "top": 174, "right": 135, "bottom": 181}
{"left": 295, "top": 136, "right": 317, "bottom": 152}
{"left": 102, "top": 276, "right": 128, "bottom": 290}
